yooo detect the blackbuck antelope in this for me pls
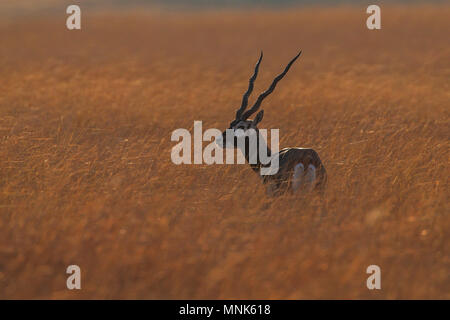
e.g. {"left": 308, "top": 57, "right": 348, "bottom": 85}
{"left": 216, "top": 51, "right": 327, "bottom": 196}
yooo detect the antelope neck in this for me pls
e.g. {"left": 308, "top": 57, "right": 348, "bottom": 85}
{"left": 240, "top": 132, "right": 272, "bottom": 175}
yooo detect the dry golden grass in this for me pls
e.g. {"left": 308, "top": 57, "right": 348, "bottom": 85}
{"left": 0, "top": 5, "right": 449, "bottom": 299}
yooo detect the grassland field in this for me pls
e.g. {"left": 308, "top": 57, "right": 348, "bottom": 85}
{"left": 0, "top": 4, "right": 449, "bottom": 298}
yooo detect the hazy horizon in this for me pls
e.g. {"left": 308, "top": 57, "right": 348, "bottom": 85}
{"left": 1, "top": 0, "right": 448, "bottom": 17}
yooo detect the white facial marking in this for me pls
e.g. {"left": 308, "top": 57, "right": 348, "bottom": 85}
{"left": 234, "top": 128, "right": 245, "bottom": 137}
{"left": 215, "top": 133, "right": 223, "bottom": 146}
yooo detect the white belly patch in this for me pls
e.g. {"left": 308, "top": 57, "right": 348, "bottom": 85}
{"left": 292, "top": 163, "right": 316, "bottom": 192}
{"left": 292, "top": 163, "right": 305, "bottom": 191}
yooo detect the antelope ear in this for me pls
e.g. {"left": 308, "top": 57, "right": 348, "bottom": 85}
{"left": 253, "top": 110, "right": 264, "bottom": 126}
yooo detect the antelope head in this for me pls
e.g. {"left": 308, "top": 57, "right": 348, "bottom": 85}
{"left": 216, "top": 51, "right": 302, "bottom": 149}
